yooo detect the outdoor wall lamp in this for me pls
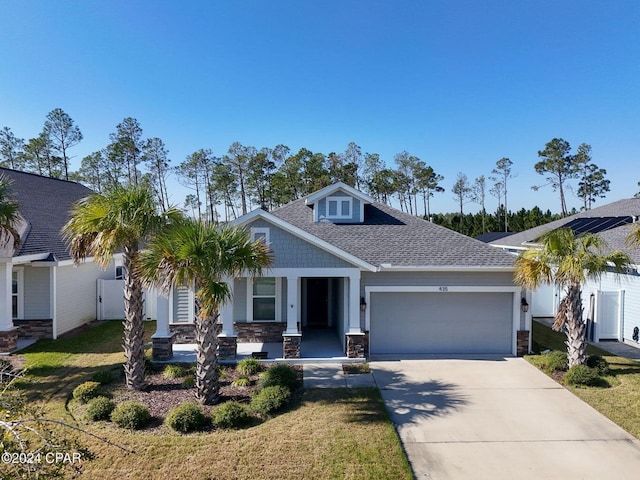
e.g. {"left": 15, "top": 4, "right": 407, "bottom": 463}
{"left": 360, "top": 297, "right": 367, "bottom": 312}
{"left": 521, "top": 298, "right": 529, "bottom": 313}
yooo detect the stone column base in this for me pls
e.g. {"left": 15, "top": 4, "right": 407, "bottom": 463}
{"left": 0, "top": 327, "right": 20, "bottom": 353}
{"left": 346, "top": 333, "right": 366, "bottom": 358}
{"left": 517, "top": 330, "right": 530, "bottom": 357}
{"left": 152, "top": 334, "right": 175, "bottom": 361}
{"left": 217, "top": 335, "right": 237, "bottom": 361}
{"left": 283, "top": 334, "right": 301, "bottom": 359}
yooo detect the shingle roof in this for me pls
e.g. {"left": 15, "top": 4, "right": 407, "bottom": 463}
{"left": 1, "top": 168, "right": 93, "bottom": 260}
{"left": 270, "top": 197, "right": 515, "bottom": 268}
{"left": 492, "top": 198, "right": 640, "bottom": 264}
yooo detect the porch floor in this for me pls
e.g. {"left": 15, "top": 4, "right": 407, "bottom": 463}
{"left": 161, "top": 329, "right": 364, "bottom": 364}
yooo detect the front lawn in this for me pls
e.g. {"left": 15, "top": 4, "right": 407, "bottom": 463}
{"left": 528, "top": 320, "right": 640, "bottom": 439}
{"left": 8, "top": 321, "right": 412, "bottom": 480}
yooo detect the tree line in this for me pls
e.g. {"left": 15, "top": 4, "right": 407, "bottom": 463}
{"left": 0, "top": 109, "right": 617, "bottom": 236}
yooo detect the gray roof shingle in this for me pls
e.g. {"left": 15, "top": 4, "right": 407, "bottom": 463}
{"left": 1, "top": 168, "right": 93, "bottom": 260}
{"left": 270, "top": 197, "right": 515, "bottom": 268}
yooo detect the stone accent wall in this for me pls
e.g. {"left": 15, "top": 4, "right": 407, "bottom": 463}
{"left": 170, "top": 324, "right": 197, "bottom": 344}
{"left": 152, "top": 334, "right": 174, "bottom": 361}
{"left": 217, "top": 336, "right": 237, "bottom": 361}
{"left": 346, "top": 333, "right": 366, "bottom": 358}
{"left": 0, "top": 328, "right": 19, "bottom": 353}
{"left": 235, "top": 322, "right": 285, "bottom": 343}
{"left": 283, "top": 335, "right": 301, "bottom": 359}
{"left": 517, "top": 330, "right": 530, "bottom": 357}
{"left": 13, "top": 319, "right": 53, "bottom": 340}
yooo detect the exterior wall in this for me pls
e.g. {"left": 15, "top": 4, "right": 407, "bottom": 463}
{"left": 361, "top": 271, "right": 515, "bottom": 291}
{"left": 13, "top": 319, "right": 53, "bottom": 339}
{"left": 22, "top": 265, "right": 51, "bottom": 319}
{"left": 584, "top": 272, "right": 640, "bottom": 345}
{"left": 246, "top": 219, "right": 354, "bottom": 268}
{"left": 56, "top": 261, "right": 114, "bottom": 337}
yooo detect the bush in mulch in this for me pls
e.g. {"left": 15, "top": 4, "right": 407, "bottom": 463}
{"left": 236, "top": 358, "right": 262, "bottom": 376}
{"left": 85, "top": 396, "right": 116, "bottom": 421}
{"left": 251, "top": 386, "right": 291, "bottom": 417}
{"left": 73, "top": 381, "right": 103, "bottom": 404}
{"left": 111, "top": 401, "right": 151, "bottom": 430}
{"left": 258, "top": 364, "right": 300, "bottom": 391}
{"left": 564, "top": 365, "right": 601, "bottom": 387}
{"left": 212, "top": 401, "right": 253, "bottom": 429}
{"left": 165, "top": 401, "right": 209, "bottom": 433}
{"left": 586, "top": 355, "right": 610, "bottom": 376}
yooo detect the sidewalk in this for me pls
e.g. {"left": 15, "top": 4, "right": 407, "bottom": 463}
{"left": 303, "top": 363, "right": 376, "bottom": 388}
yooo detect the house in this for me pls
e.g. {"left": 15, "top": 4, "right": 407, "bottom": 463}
{"left": 490, "top": 198, "right": 640, "bottom": 347}
{"left": 152, "top": 182, "right": 527, "bottom": 360}
{"left": 0, "top": 168, "right": 116, "bottom": 352}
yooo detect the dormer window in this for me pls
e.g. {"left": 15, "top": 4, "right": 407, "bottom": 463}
{"left": 251, "top": 227, "right": 270, "bottom": 245}
{"left": 327, "top": 196, "right": 352, "bottom": 219}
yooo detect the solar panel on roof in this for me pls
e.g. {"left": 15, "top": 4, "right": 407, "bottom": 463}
{"left": 562, "top": 216, "right": 634, "bottom": 235}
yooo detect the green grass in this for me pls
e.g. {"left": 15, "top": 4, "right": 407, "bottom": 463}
{"left": 528, "top": 320, "right": 640, "bottom": 439}
{"left": 11, "top": 321, "right": 412, "bottom": 480}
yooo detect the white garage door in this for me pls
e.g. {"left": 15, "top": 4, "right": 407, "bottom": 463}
{"left": 370, "top": 292, "right": 514, "bottom": 355}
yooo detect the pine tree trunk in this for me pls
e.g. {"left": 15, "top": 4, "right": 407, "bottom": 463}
{"left": 194, "top": 309, "right": 219, "bottom": 405}
{"left": 122, "top": 244, "right": 146, "bottom": 390}
{"left": 564, "top": 284, "right": 587, "bottom": 368}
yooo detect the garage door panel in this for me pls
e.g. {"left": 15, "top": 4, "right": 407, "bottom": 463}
{"left": 370, "top": 292, "right": 513, "bottom": 354}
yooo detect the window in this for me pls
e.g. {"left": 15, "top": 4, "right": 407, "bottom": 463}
{"left": 249, "top": 277, "right": 279, "bottom": 322}
{"left": 326, "top": 196, "right": 352, "bottom": 219}
{"left": 250, "top": 227, "right": 270, "bottom": 245}
{"left": 11, "top": 268, "right": 23, "bottom": 320}
{"left": 115, "top": 265, "right": 124, "bottom": 280}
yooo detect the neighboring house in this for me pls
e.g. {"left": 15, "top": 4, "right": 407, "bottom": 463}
{"left": 152, "top": 182, "right": 527, "bottom": 360}
{"left": 491, "top": 198, "right": 640, "bottom": 347}
{"left": 0, "top": 168, "right": 116, "bottom": 352}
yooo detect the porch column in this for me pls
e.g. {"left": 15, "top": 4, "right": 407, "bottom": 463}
{"left": 285, "top": 276, "right": 300, "bottom": 334}
{"left": 0, "top": 262, "right": 19, "bottom": 353}
{"left": 218, "top": 278, "right": 237, "bottom": 361}
{"left": 347, "top": 271, "right": 362, "bottom": 334}
{"left": 152, "top": 293, "right": 173, "bottom": 361}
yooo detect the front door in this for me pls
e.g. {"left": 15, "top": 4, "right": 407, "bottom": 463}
{"left": 306, "top": 278, "right": 329, "bottom": 328}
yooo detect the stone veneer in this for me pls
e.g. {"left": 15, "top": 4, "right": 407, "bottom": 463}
{"left": 283, "top": 335, "right": 301, "bottom": 359}
{"left": 234, "top": 322, "right": 286, "bottom": 343}
{"left": 170, "top": 324, "right": 197, "bottom": 343}
{"left": 217, "top": 336, "right": 237, "bottom": 361}
{"left": 516, "top": 330, "right": 530, "bottom": 357}
{"left": 13, "top": 319, "right": 53, "bottom": 340}
{"left": 0, "top": 328, "right": 19, "bottom": 353}
{"left": 345, "top": 333, "right": 367, "bottom": 358}
{"left": 152, "top": 334, "right": 174, "bottom": 361}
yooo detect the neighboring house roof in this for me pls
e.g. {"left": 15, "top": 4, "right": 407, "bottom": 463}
{"left": 492, "top": 197, "right": 640, "bottom": 264}
{"left": 475, "top": 232, "right": 513, "bottom": 243}
{"left": 265, "top": 196, "right": 515, "bottom": 269}
{"left": 0, "top": 168, "right": 94, "bottom": 261}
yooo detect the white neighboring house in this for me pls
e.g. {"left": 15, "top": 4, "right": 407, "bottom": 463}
{"left": 490, "top": 198, "right": 640, "bottom": 347}
{"left": 0, "top": 168, "right": 118, "bottom": 352}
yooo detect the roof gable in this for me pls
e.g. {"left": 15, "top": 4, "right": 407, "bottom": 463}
{"left": 305, "top": 182, "right": 374, "bottom": 206}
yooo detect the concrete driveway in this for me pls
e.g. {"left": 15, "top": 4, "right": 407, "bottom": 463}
{"left": 372, "top": 357, "right": 640, "bottom": 480}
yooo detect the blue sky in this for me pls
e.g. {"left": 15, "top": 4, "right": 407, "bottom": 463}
{"left": 1, "top": 0, "right": 638, "bottom": 214}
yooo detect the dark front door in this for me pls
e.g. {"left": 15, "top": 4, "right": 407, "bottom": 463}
{"left": 306, "top": 278, "right": 329, "bottom": 328}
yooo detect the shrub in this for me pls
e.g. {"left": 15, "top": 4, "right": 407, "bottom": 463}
{"left": 212, "top": 401, "right": 252, "bottom": 428}
{"left": 163, "top": 364, "right": 185, "bottom": 379}
{"left": 73, "top": 381, "right": 102, "bottom": 404}
{"left": 91, "top": 369, "right": 115, "bottom": 385}
{"left": 237, "top": 358, "right": 262, "bottom": 376}
{"left": 232, "top": 376, "right": 251, "bottom": 387}
{"left": 586, "top": 355, "right": 610, "bottom": 375}
{"left": 85, "top": 396, "right": 115, "bottom": 421}
{"left": 258, "top": 364, "right": 299, "bottom": 390}
{"left": 111, "top": 401, "right": 151, "bottom": 429}
{"left": 539, "top": 350, "right": 568, "bottom": 373}
{"left": 165, "top": 402, "right": 208, "bottom": 433}
{"left": 182, "top": 375, "right": 195, "bottom": 387}
{"left": 565, "top": 365, "right": 600, "bottom": 386}
{"left": 251, "top": 385, "right": 291, "bottom": 416}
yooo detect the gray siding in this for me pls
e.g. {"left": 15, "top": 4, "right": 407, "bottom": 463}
{"left": 248, "top": 219, "right": 354, "bottom": 268}
{"left": 23, "top": 265, "right": 51, "bottom": 319}
{"left": 361, "top": 271, "right": 515, "bottom": 295}
{"left": 316, "top": 192, "right": 361, "bottom": 224}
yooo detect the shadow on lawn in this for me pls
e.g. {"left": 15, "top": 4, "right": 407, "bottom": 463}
{"left": 299, "top": 387, "right": 393, "bottom": 424}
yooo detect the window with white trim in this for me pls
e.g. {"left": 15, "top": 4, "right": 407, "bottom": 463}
{"left": 11, "top": 268, "right": 23, "bottom": 319}
{"left": 250, "top": 227, "right": 270, "bottom": 245}
{"left": 248, "top": 277, "right": 280, "bottom": 322}
{"left": 326, "top": 196, "right": 352, "bottom": 219}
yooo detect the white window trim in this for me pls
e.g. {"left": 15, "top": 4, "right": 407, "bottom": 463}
{"left": 326, "top": 196, "right": 352, "bottom": 219}
{"left": 250, "top": 227, "right": 270, "bottom": 245}
{"left": 247, "top": 277, "right": 281, "bottom": 322}
{"left": 12, "top": 267, "right": 24, "bottom": 320}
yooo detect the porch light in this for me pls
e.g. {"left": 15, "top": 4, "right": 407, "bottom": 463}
{"left": 521, "top": 298, "right": 529, "bottom": 313}
{"left": 360, "top": 297, "right": 367, "bottom": 312}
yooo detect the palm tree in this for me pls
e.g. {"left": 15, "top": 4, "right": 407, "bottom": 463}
{"left": 514, "top": 228, "right": 630, "bottom": 368}
{"left": 136, "top": 218, "right": 272, "bottom": 404}
{"left": 0, "top": 173, "right": 20, "bottom": 250}
{"left": 627, "top": 224, "right": 640, "bottom": 249}
{"left": 63, "top": 184, "right": 181, "bottom": 390}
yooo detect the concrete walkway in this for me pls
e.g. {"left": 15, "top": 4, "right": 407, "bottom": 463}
{"left": 303, "top": 363, "right": 376, "bottom": 388}
{"left": 372, "top": 357, "right": 640, "bottom": 480}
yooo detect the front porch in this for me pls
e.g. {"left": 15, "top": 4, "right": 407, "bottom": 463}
{"left": 151, "top": 268, "right": 368, "bottom": 362}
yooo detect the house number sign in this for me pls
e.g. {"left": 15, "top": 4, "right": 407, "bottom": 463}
{"left": 439, "top": 286, "right": 448, "bottom": 292}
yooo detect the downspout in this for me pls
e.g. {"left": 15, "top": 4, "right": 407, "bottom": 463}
{"left": 50, "top": 266, "right": 57, "bottom": 339}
